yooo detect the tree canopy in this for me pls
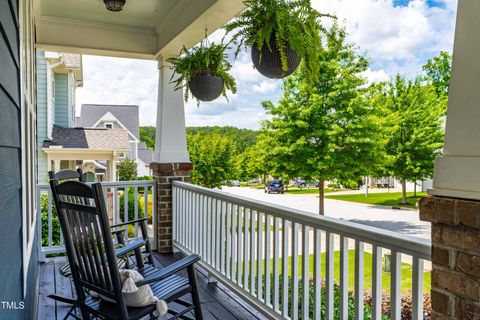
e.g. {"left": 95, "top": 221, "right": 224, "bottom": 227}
{"left": 383, "top": 76, "right": 445, "bottom": 203}
{"left": 260, "top": 25, "right": 386, "bottom": 214}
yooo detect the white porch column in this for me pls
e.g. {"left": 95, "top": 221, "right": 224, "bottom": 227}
{"left": 153, "top": 56, "right": 190, "bottom": 163}
{"left": 429, "top": 0, "right": 480, "bottom": 200}
{"left": 111, "top": 157, "right": 117, "bottom": 181}
{"left": 54, "top": 160, "right": 61, "bottom": 172}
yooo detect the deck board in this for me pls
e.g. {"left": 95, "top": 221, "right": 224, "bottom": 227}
{"left": 38, "top": 252, "right": 267, "bottom": 320}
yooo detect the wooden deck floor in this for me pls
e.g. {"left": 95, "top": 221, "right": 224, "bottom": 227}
{"left": 38, "top": 252, "right": 268, "bottom": 320}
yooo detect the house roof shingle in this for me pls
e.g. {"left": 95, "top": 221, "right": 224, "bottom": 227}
{"left": 43, "top": 125, "right": 129, "bottom": 150}
{"left": 77, "top": 104, "right": 140, "bottom": 139}
{"left": 137, "top": 141, "right": 153, "bottom": 165}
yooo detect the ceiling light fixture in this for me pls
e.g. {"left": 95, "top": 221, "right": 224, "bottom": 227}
{"left": 104, "top": 0, "right": 126, "bottom": 12}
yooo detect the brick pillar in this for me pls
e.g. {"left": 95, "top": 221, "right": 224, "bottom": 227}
{"left": 420, "top": 196, "right": 480, "bottom": 319}
{"left": 151, "top": 162, "right": 192, "bottom": 253}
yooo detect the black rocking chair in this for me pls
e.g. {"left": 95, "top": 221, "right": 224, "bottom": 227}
{"left": 49, "top": 177, "right": 203, "bottom": 320}
{"left": 47, "top": 169, "right": 157, "bottom": 319}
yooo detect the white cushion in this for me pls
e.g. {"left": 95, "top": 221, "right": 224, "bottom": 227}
{"left": 91, "top": 269, "right": 168, "bottom": 317}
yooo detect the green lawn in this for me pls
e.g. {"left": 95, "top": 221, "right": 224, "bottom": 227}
{"left": 325, "top": 192, "right": 427, "bottom": 209}
{"left": 285, "top": 187, "right": 339, "bottom": 194}
{"left": 241, "top": 250, "right": 430, "bottom": 294}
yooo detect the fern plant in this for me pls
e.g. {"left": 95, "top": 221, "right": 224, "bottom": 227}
{"left": 224, "top": 0, "right": 330, "bottom": 82}
{"left": 167, "top": 42, "right": 237, "bottom": 104}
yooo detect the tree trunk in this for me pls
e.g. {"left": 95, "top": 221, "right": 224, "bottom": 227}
{"left": 401, "top": 180, "right": 408, "bottom": 205}
{"left": 365, "top": 176, "right": 369, "bottom": 197}
{"left": 414, "top": 181, "right": 417, "bottom": 197}
{"left": 319, "top": 179, "right": 325, "bottom": 215}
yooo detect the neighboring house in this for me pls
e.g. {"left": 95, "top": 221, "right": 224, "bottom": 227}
{"left": 37, "top": 52, "right": 130, "bottom": 182}
{"left": 77, "top": 104, "right": 153, "bottom": 177}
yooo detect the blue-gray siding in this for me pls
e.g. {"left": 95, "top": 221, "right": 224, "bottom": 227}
{"left": 36, "top": 51, "right": 49, "bottom": 182}
{"left": 0, "top": 0, "right": 39, "bottom": 319}
{"left": 54, "top": 73, "right": 69, "bottom": 127}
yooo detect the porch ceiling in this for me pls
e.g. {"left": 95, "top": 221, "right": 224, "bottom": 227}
{"left": 34, "top": 0, "right": 245, "bottom": 59}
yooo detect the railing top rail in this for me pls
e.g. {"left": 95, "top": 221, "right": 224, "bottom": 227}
{"left": 173, "top": 181, "right": 431, "bottom": 260}
{"left": 37, "top": 180, "right": 155, "bottom": 191}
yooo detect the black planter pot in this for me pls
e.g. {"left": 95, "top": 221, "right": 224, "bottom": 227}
{"left": 251, "top": 40, "right": 301, "bottom": 79}
{"left": 188, "top": 72, "right": 225, "bottom": 102}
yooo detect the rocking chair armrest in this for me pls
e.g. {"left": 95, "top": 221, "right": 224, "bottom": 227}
{"left": 136, "top": 255, "right": 201, "bottom": 287}
{"left": 114, "top": 238, "right": 146, "bottom": 257}
{"left": 110, "top": 228, "right": 126, "bottom": 236}
{"left": 110, "top": 217, "right": 149, "bottom": 229}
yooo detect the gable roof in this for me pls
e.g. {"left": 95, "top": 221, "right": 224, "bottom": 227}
{"left": 137, "top": 141, "right": 153, "bottom": 165}
{"left": 43, "top": 125, "right": 129, "bottom": 150}
{"left": 77, "top": 104, "right": 140, "bottom": 139}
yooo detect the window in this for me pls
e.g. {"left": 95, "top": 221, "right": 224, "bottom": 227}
{"left": 20, "top": 0, "right": 37, "bottom": 295}
{"left": 105, "top": 122, "right": 113, "bottom": 129}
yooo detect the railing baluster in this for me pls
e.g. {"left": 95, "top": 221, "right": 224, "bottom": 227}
{"left": 215, "top": 199, "right": 221, "bottom": 270}
{"left": 314, "top": 229, "right": 322, "bottom": 320}
{"left": 230, "top": 203, "right": 236, "bottom": 281}
{"left": 326, "top": 232, "right": 334, "bottom": 320}
{"left": 225, "top": 203, "right": 232, "bottom": 278}
{"left": 207, "top": 197, "right": 215, "bottom": 265}
{"left": 292, "top": 222, "right": 299, "bottom": 319}
{"left": 237, "top": 205, "right": 243, "bottom": 286}
{"left": 412, "top": 257, "right": 424, "bottom": 320}
{"left": 302, "top": 225, "right": 309, "bottom": 320}
{"left": 355, "top": 241, "right": 365, "bottom": 320}
{"left": 282, "top": 219, "right": 289, "bottom": 317}
{"left": 113, "top": 187, "right": 118, "bottom": 225}
{"left": 221, "top": 200, "right": 226, "bottom": 275}
{"left": 202, "top": 195, "right": 207, "bottom": 261}
{"left": 265, "top": 214, "right": 272, "bottom": 306}
{"left": 257, "top": 211, "right": 263, "bottom": 300}
{"left": 250, "top": 209, "right": 256, "bottom": 294}
{"left": 391, "top": 251, "right": 402, "bottom": 320}
{"left": 186, "top": 190, "right": 191, "bottom": 250}
{"left": 123, "top": 187, "right": 129, "bottom": 241}
{"left": 372, "top": 246, "right": 382, "bottom": 320}
{"left": 143, "top": 186, "right": 148, "bottom": 229}
{"left": 273, "top": 217, "right": 280, "bottom": 312}
{"left": 134, "top": 186, "right": 138, "bottom": 238}
{"left": 243, "top": 208, "right": 249, "bottom": 290}
{"left": 340, "top": 236, "right": 349, "bottom": 320}
{"left": 48, "top": 189, "right": 52, "bottom": 248}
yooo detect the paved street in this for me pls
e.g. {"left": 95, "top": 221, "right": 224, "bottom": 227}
{"left": 222, "top": 186, "right": 431, "bottom": 240}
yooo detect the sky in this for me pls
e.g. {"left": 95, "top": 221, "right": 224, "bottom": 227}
{"left": 75, "top": 0, "right": 458, "bottom": 130}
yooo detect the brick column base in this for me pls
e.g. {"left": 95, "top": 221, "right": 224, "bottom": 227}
{"left": 420, "top": 196, "right": 480, "bottom": 319}
{"left": 151, "top": 162, "right": 192, "bottom": 253}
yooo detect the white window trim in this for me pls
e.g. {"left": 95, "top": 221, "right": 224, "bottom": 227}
{"left": 20, "top": 0, "right": 37, "bottom": 296}
{"left": 104, "top": 122, "right": 114, "bottom": 129}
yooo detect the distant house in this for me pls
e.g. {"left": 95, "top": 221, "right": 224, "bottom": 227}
{"left": 37, "top": 52, "right": 132, "bottom": 182}
{"left": 77, "top": 104, "right": 153, "bottom": 177}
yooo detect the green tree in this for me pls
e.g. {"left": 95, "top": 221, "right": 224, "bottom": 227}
{"left": 383, "top": 76, "right": 445, "bottom": 204}
{"left": 139, "top": 126, "right": 156, "bottom": 149}
{"left": 261, "top": 26, "right": 386, "bottom": 214}
{"left": 422, "top": 51, "right": 452, "bottom": 101}
{"left": 117, "top": 159, "right": 138, "bottom": 181}
{"left": 187, "top": 133, "right": 237, "bottom": 188}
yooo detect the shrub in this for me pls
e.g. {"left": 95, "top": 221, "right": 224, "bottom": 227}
{"left": 40, "top": 194, "right": 61, "bottom": 246}
{"left": 117, "top": 159, "right": 137, "bottom": 181}
{"left": 119, "top": 188, "right": 145, "bottom": 222}
{"left": 253, "top": 273, "right": 430, "bottom": 319}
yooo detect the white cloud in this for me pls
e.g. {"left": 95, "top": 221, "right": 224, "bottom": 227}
{"left": 312, "top": 0, "right": 457, "bottom": 77}
{"left": 252, "top": 80, "right": 280, "bottom": 93}
{"left": 360, "top": 68, "right": 391, "bottom": 83}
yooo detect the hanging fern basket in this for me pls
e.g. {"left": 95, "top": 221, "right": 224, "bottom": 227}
{"left": 188, "top": 72, "right": 225, "bottom": 102}
{"left": 251, "top": 39, "right": 301, "bottom": 79}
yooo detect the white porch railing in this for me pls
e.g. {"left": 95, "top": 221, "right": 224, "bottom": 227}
{"left": 172, "top": 181, "right": 431, "bottom": 320}
{"left": 37, "top": 180, "right": 156, "bottom": 258}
